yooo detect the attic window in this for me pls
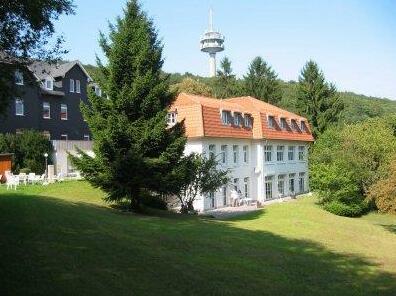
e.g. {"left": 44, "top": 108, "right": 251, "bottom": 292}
{"left": 45, "top": 78, "right": 53, "bottom": 90}
{"left": 280, "top": 118, "right": 287, "bottom": 130}
{"left": 234, "top": 112, "right": 242, "bottom": 126}
{"left": 167, "top": 111, "right": 177, "bottom": 125}
{"left": 291, "top": 119, "right": 299, "bottom": 131}
{"left": 301, "top": 121, "right": 307, "bottom": 132}
{"left": 15, "top": 70, "right": 24, "bottom": 85}
{"left": 244, "top": 114, "right": 252, "bottom": 128}
{"left": 268, "top": 116, "right": 276, "bottom": 129}
{"left": 221, "top": 110, "right": 232, "bottom": 125}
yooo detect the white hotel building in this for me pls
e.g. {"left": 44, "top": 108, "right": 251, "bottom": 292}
{"left": 169, "top": 93, "right": 314, "bottom": 212}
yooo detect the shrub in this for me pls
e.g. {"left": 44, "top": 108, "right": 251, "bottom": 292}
{"left": 367, "top": 159, "right": 396, "bottom": 214}
{"left": 19, "top": 168, "right": 31, "bottom": 174}
{"left": 323, "top": 200, "right": 369, "bottom": 217}
{"left": 310, "top": 115, "right": 396, "bottom": 217}
{"left": 0, "top": 130, "right": 52, "bottom": 174}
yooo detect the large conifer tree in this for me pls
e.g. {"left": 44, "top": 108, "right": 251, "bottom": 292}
{"left": 243, "top": 56, "right": 282, "bottom": 104}
{"left": 212, "top": 56, "right": 241, "bottom": 98}
{"left": 297, "top": 60, "right": 344, "bottom": 136}
{"left": 72, "top": 0, "right": 186, "bottom": 210}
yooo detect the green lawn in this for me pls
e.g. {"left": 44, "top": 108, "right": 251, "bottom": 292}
{"left": 1, "top": 181, "right": 396, "bottom": 295}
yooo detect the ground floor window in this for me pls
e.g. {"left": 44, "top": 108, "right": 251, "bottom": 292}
{"left": 222, "top": 186, "right": 227, "bottom": 206}
{"left": 233, "top": 178, "right": 239, "bottom": 191}
{"left": 299, "top": 172, "right": 305, "bottom": 193}
{"left": 289, "top": 173, "right": 295, "bottom": 194}
{"left": 265, "top": 176, "right": 273, "bottom": 200}
{"left": 278, "top": 175, "right": 285, "bottom": 196}
{"left": 209, "top": 191, "right": 215, "bottom": 208}
{"left": 244, "top": 177, "right": 249, "bottom": 198}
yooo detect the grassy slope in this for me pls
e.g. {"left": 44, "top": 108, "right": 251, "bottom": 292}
{"left": 1, "top": 181, "right": 396, "bottom": 295}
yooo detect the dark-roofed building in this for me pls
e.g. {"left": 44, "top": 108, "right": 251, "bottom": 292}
{"left": 0, "top": 60, "right": 92, "bottom": 140}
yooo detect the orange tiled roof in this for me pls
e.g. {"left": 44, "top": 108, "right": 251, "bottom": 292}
{"left": 170, "top": 93, "right": 314, "bottom": 142}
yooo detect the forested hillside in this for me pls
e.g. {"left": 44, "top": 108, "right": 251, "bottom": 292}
{"left": 84, "top": 65, "right": 396, "bottom": 124}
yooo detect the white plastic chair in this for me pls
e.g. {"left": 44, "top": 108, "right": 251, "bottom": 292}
{"left": 6, "top": 175, "right": 18, "bottom": 190}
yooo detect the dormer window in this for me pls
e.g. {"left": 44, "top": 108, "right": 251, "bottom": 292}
{"left": 167, "top": 111, "right": 177, "bottom": 125}
{"left": 44, "top": 78, "right": 53, "bottom": 90}
{"left": 234, "top": 112, "right": 242, "bottom": 126}
{"left": 15, "top": 70, "right": 24, "bottom": 85}
{"left": 244, "top": 114, "right": 252, "bottom": 128}
{"left": 221, "top": 110, "right": 232, "bottom": 125}
{"left": 300, "top": 121, "right": 307, "bottom": 132}
{"left": 291, "top": 119, "right": 299, "bottom": 131}
{"left": 280, "top": 118, "right": 287, "bottom": 130}
{"left": 268, "top": 116, "right": 276, "bottom": 129}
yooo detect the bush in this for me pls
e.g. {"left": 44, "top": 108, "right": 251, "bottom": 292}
{"left": 19, "top": 168, "right": 31, "bottom": 174}
{"left": 310, "top": 115, "right": 396, "bottom": 216}
{"left": 323, "top": 200, "right": 369, "bottom": 217}
{"left": 367, "top": 159, "right": 396, "bottom": 214}
{"left": 0, "top": 130, "right": 52, "bottom": 174}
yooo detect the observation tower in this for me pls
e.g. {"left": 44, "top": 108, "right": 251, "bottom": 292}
{"left": 200, "top": 9, "right": 225, "bottom": 77}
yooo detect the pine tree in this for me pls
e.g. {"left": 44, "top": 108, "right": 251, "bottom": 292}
{"left": 212, "top": 56, "right": 241, "bottom": 98}
{"left": 71, "top": 0, "right": 186, "bottom": 211}
{"left": 243, "top": 56, "right": 282, "bottom": 104}
{"left": 297, "top": 60, "right": 344, "bottom": 136}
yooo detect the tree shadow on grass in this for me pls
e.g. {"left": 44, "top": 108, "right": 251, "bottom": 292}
{"left": 0, "top": 194, "right": 396, "bottom": 296}
{"left": 381, "top": 224, "right": 396, "bottom": 234}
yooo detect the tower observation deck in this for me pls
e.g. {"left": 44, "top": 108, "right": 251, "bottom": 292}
{"left": 200, "top": 9, "right": 224, "bottom": 77}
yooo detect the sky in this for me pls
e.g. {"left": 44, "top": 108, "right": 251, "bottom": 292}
{"left": 54, "top": 0, "right": 396, "bottom": 100}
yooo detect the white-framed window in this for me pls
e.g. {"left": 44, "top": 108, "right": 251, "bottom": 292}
{"left": 265, "top": 176, "right": 273, "bottom": 200}
{"left": 280, "top": 118, "right": 287, "bottom": 130}
{"left": 94, "top": 85, "right": 102, "bottom": 96}
{"left": 278, "top": 175, "right": 285, "bottom": 196}
{"left": 268, "top": 116, "right": 276, "bottom": 129}
{"left": 233, "top": 178, "right": 239, "bottom": 191}
{"left": 233, "top": 145, "right": 239, "bottom": 164}
{"left": 15, "top": 70, "right": 24, "bottom": 85}
{"left": 243, "top": 145, "right": 249, "bottom": 163}
{"left": 76, "top": 80, "right": 81, "bottom": 93}
{"left": 208, "top": 144, "right": 216, "bottom": 160}
{"left": 44, "top": 78, "right": 53, "bottom": 90}
{"left": 167, "top": 112, "right": 177, "bottom": 125}
{"left": 288, "top": 146, "right": 295, "bottom": 161}
{"left": 244, "top": 177, "right": 249, "bottom": 198}
{"left": 60, "top": 134, "right": 68, "bottom": 141}
{"left": 221, "top": 145, "right": 228, "bottom": 164}
{"left": 291, "top": 119, "right": 299, "bottom": 131}
{"left": 222, "top": 186, "right": 227, "bottom": 206}
{"left": 298, "top": 146, "right": 305, "bottom": 160}
{"left": 83, "top": 134, "right": 90, "bottom": 141}
{"left": 221, "top": 110, "right": 232, "bottom": 125}
{"left": 15, "top": 98, "right": 24, "bottom": 116}
{"left": 70, "top": 79, "right": 75, "bottom": 92}
{"left": 234, "top": 113, "right": 242, "bottom": 126}
{"left": 299, "top": 172, "right": 305, "bottom": 193}
{"left": 60, "top": 104, "right": 68, "bottom": 120}
{"left": 42, "top": 102, "right": 50, "bottom": 119}
{"left": 264, "top": 145, "right": 272, "bottom": 162}
{"left": 300, "top": 121, "right": 307, "bottom": 132}
{"left": 277, "top": 145, "right": 284, "bottom": 161}
{"left": 208, "top": 191, "right": 215, "bottom": 208}
{"left": 289, "top": 173, "right": 295, "bottom": 193}
{"left": 244, "top": 114, "right": 252, "bottom": 128}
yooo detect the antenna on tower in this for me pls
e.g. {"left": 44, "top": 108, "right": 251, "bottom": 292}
{"left": 209, "top": 8, "right": 213, "bottom": 31}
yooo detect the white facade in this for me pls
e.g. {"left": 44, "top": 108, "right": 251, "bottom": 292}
{"left": 187, "top": 138, "right": 310, "bottom": 212}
